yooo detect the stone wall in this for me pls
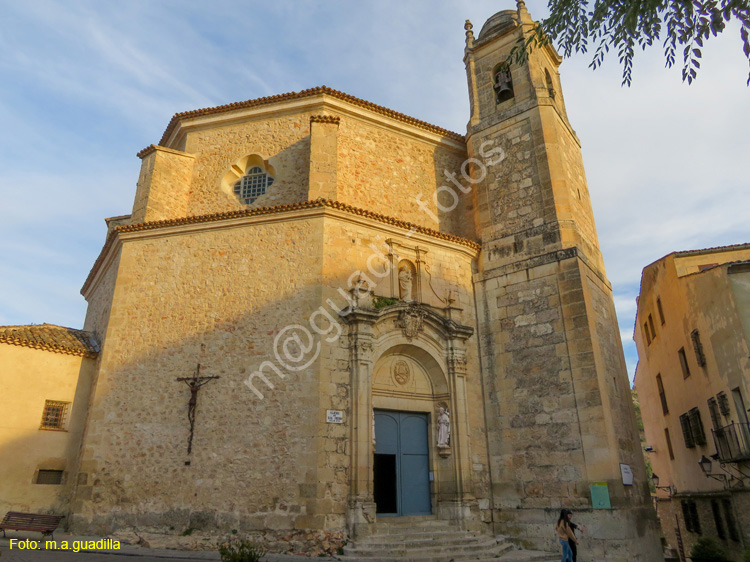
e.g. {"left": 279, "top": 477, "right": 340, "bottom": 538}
{"left": 72, "top": 215, "right": 328, "bottom": 538}
{"left": 182, "top": 112, "right": 313, "bottom": 216}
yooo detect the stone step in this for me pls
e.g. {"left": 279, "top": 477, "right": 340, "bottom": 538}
{"left": 364, "top": 529, "right": 475, "bottom": 540}
{"left": 344, "top": 536, "right": 505, "bottom": 558}
{"left": 340, "top": 540, "right": 514, "bottom": 562}
{"left": 374, "top": 517, "right": 450, "bottom": 528}
{"left": 356, "top": 532, "right": 483, "bottom": 545}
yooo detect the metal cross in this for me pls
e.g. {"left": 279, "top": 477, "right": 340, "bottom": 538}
{"left": 176, "top": 364, "right": 219, "bottom": 455}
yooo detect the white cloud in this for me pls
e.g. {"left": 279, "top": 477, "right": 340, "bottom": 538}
{"left": 0, "top": 0, "right": 747, "bottom": 384}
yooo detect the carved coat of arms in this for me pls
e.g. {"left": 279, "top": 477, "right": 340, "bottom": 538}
{"left": 392, "top": 360, "right": 410, "bottom": 385}
{"left": 396, "top": 305, "right": 426, "bottom": 341}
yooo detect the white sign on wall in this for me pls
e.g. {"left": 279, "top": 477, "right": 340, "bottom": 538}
{"left": 620, "top": 463, "right": 634, "bottom": 486}
{"left": 326, "top": 410, "right": 344, "bottom": 424}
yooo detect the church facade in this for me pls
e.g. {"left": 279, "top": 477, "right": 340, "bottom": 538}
{"left": 0, "top": 7, "right": 663, "bottom": 560}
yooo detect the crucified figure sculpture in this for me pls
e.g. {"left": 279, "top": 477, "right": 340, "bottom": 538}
{"left": 176, "top": 364, "right": 219, "bottom": 455}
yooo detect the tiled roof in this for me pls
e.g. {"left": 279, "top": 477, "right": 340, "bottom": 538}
{"left": 155, "top": 86, "right": 465, "bottom": 147}
{"left": 82, "top": 198, "right": 480, "bottom": 294}
{"left": 675, "top": 242, "right": 750, "bottom": 256}
{"left": 0, "top": 324, "right": 99, "bottom": 358}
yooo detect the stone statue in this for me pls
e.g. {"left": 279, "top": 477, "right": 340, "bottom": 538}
{"left": 437, "top": 407, "right": 450, "bottom": 449}
{"left": 398, "top": 265, "right": 413, "bottom": 301}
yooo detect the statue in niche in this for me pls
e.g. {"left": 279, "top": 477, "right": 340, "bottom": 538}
{"left": 493, "top": 66, "right": 514, "bottom": 104}
{"left": 398, "top": 264, "right": 413, "bottom": 302}
{"left": 437, "top": 407, "right": 451, "bottom": 449}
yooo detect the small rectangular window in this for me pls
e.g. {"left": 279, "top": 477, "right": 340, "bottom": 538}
{"left": 691, "top": 330, "right": 707, "bottom": 367}
{"left": 664, "top": 427, "right": 675, "bottom": 460}
{"left": 40, "top": 400, "right": 69, "bottom": 430}
{"left": 698, "top": 263, "right": 719, "bottom": 271}
{"left": 722, "top": 499, "right": 739, "bottom": 542}
{"left": 648, "top": 314, "right": 657, "bottom": 340}
{"left": 680, "top": 413, "right": 695, "bottom": 448}
{"left": 644, "top": 322, "right": 652, "bottom": 345}
{"left": 681, "top": 500, "right": 702, "bottom": 534}
{"left": 689, "top": 407, "right": 707, "bottom": 445}
{"left": 36, "top": 470, "right": 63, "bottom": 485}
{"left": 657, "top": 297, "right": 666, "bottom": 325}
{"left": 678, "top": 347, "right": 691, "bottom": 379}
{"left": 656, "top": 374, "right": 669, "bottom": 415}
{"left": 711, "top": 500, "right": 726, "bottom": 539}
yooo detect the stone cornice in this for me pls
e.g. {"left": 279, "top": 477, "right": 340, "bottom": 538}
{"left": 310, "top": 115, "right": 341, "bottom": 125}
{"left": 136, "top": 144, "right": 197, "bottom": 160}
{"left": 81, "top": 199, "right": 480, "bottom": 296}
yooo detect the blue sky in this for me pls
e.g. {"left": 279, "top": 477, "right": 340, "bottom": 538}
{"left": 1, "top": 0, "right": 748, "bottom": 382}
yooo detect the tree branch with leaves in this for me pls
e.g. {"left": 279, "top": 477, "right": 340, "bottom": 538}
{"left": 517, "top": 0, "right": 750, "bottom": 85}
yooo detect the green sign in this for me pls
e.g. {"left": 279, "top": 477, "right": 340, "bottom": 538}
{"left": 590, "top": 482, "right": 611, "bottom": 509}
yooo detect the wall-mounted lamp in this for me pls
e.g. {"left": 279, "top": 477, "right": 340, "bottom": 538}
{"left": 698, "top": 455, "right": 729, "bottom": 485}
{"left": 651, "top": 473, "right": 676, "bottom": 495}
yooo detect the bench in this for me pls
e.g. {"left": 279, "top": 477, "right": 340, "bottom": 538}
{"left": 0, "top": 511, "right": 65, "bottom": 539}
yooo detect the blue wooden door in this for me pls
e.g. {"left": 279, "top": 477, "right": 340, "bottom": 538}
{"left": 374, "top": 410, "right": 431, "bottom": 516}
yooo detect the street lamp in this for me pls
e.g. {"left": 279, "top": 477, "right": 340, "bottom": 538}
{"left": 651, "top": 473, "right": 675, "bottom": 495}
{"left": 698, "top": 455, "right": 728, "bottom": 485}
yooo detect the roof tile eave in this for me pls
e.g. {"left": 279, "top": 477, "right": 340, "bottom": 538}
{"left": 82, "top": 199, "right": 480, "bottom": 294}
{"left": 156, "top": 86, "right": 466, "bottom": 146}
{"left": 0, "top": 324, "right": 99, "bottom": 357}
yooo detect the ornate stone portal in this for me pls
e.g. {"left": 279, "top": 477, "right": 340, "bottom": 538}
{"left": 342, "top": 301, "right": 474, "bottom": 536}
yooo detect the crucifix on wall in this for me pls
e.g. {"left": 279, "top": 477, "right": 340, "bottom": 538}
{"left": 176, "top": 363, "right": 219, "bottom": 456}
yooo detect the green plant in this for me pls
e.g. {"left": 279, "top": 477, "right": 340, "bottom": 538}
{"left": 231, "top": 529, "right": 238, "bottom": 535}
{"left": 689, "top": 537, "right": 728, "bottom": 561}
{"left": 372, "top": 296, "right": 399, "bottom": 309}
{"left": 219, "top": 540, "right": 266, "bottom": 562}
{"left": 741, "top": 550, "right": 750, "bottom": 562}
{"left": 181, "top": 528, "right": 194, "bottom": 536}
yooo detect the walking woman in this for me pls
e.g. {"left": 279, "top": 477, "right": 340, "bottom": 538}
{"left": 555, "top": 508, "right": 578, "bottom": 562}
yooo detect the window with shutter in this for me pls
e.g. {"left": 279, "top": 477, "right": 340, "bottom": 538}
{"left": 689, "top": 407, "right": 707, "bottom": 445}
{"left": 722, "top": 499, "right": 739, "bottom": 542}
{"left": 680, "top": 413, "right": 695, "bottom": 448}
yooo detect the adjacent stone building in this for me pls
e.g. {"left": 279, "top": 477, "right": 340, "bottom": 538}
{"left": 0, "top": 6, "right": 662, "bottom": 560}
{"left": 634, "top": 244, "right": 750, "bottom": 560}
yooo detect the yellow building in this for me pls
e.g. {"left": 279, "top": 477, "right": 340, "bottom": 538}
{"left": 0, "top": 7, "right": 662, "bottom": 561}
{"left": 634, "top": 244, "right": 750, "bottom": 560}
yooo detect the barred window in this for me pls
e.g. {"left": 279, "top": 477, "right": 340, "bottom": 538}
{"left": 233, "top": 166, "right": 274, "bottom": 205}
{"left": 689, "top": 407, "right": 707, "bottom": 446}
{"left": 717, "top": 392, "right": 731, "bottom": 416}
{"left": 708, "top": 398, "right": 722, "bottom": 430}
{"left": 711, "top": 500, "right": 725, "bottom": 539}
{"left": 36, "top": 470, "right": 63, "bottom": 485}
{"left": 40, "top": 400, "right": 69, "bottom": 430}
{"left": 690, "top": 330, "right": 706, "bottom": 367}
{"left": 678, "top": 347, "right": 691, "bottom": 379}
{"left": 681, "top": 500, "right": 701, "bottom": 534}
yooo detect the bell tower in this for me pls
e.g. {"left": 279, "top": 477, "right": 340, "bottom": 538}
{"left": 465, "top": 5, "right": 663, "bottom": 560}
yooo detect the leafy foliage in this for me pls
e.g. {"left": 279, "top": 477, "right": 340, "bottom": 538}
{"left": 742, "top": 550, "right": 750, "bottom": 562}
{"left": 689, "top": 536, "right": 729, "bottom": 561}
{"left": 218, "top": 539, "right": 267, "bottom": 562}
{"left": 515, "top": 0, "right": 750, "bottom": 85}
{"left": 372, "top": 296, "right": 399, "bottom": 309}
